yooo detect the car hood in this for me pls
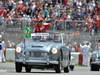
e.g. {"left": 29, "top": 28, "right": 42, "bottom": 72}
{"left": 93, "top": 50, "right": 100, "bottom": 57}
{"left": 20, "top": 42, "right": 63, "bottom": 52}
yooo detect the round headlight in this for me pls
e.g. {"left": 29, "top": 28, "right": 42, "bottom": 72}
{"left": 16, "top": 47, "right": 22, "bottom": 53}
{"left": 51, "top": 48, "right": 58, "bottom": 54}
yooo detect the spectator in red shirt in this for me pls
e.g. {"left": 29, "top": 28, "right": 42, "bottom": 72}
{"left": 34, "top": 20, "right": 45, "bottom": 32}
{"left": 95, "top": 15, "right": 100, "bottom": 29}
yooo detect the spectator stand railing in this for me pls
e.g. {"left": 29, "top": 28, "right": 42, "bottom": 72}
{"left": 0, "top": 18, "right": 86, "bottom": 32}
{"left": 47, "top": 19, "right": 86, "bottom": 32}
{"left": 0, "top": 18, "right": 100, "bottom": 47}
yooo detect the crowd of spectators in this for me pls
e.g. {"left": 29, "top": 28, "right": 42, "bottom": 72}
{"left": 0, "top": 0, "right": 100, "bottom": 33}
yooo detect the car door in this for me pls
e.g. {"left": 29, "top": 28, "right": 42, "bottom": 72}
{"left": 61, "top": 47, "right": 69, "bottom": 67}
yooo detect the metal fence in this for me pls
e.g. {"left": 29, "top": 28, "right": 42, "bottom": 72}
{"left": 0, "top": 18, "right": 86, "bottom": 32}
{"left": 0, "top": 18, "right": 100, "bottom": 47}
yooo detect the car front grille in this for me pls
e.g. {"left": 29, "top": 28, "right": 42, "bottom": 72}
{"left": 31, "top": 52, "right": 43, "bottom": 57}
{"left": 24, "top": 51, "right": 48, "bottom": 57}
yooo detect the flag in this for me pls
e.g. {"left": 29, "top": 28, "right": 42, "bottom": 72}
{"left": 23, "top": 25, "right": 32, "bottom": 38}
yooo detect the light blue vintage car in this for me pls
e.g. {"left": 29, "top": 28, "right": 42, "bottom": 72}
{"left": 15, "top": 32, "right": 71, "bottom": 73}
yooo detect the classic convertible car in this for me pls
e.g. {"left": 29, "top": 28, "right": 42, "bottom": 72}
{"left": 15, "top": 32, "right": 71, "bottom": 73}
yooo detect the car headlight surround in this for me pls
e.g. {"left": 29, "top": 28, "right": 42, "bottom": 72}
{"left": 51, "top": 48, "right": 58, "bottom": 54}
{"left": 16, "top": 47, "right": 22, "bottom": 53}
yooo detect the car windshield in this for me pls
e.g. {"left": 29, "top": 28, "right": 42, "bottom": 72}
{"left": 25, "top": 33, "right": 62, "bottom": 42}
{"left": 93, "top": 50, "right": 100, "bottom": 57}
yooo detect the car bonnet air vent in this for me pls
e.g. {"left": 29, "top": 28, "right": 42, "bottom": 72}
{"left": 32, "top": 46, "right": 43, "bottom": 48}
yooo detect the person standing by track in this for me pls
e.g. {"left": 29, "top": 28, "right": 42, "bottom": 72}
{"left": 0, "top": 40, "right": 6, "bottom": 62}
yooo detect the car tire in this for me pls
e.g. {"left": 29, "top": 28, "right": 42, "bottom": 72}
{"left": 25, "top": 66, "right": 31, "bottom": 72}
{"left": 55, "top": 56, "right": 62, "bottom": 73}
{"left": 90, "top": 64, "right": 99, "bottom": 71}
{"left": 15, "top": 62, "right": 22, "bottom": 72}
{"left": 64, "top": 66, "right": 69, "bottom": 73}
{"left": 69, "top": 65, "right": 74, "bottom": 71}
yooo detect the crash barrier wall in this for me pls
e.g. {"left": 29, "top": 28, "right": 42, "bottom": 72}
{"left": 6, "top": 48, "right": 80, "bottom": 63}
{"left": 5, "top": 47, "right": 81, "bottom": 64}
{"left": 71, "top": 52, "right": 91, "bottom": 65}
{"left": 6, "top": 48, "right": 15, "bottom": 61}
{"left": 5, "top": 48, "right": 89, "bottom": 66}
{"left": 71, "top": 52, "right": 81, "bottom": 65}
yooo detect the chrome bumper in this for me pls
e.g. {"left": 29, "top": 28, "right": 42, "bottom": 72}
{"left": 15, "top": 59, "right": 58, "bottom": 65}
{"left": 91, "top": 61, "right": 100, "bottom": 65}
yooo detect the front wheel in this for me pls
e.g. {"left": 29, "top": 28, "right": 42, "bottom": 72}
{"left": 64, "top": 66, "right": 69, "bottom": 73}
{"left": 25, "top": 66, "right": 31, "bottom": 72}
{"left": 69, "top": 65, "right": 74, "bottom": 71}
{"left": 90, "top": 64, "right": 99, "bottom": 71}
{"left": 15, "top": 62, "right": 22, "bottom": 72}
{"left": 55, "top": 56, "right": 62, "bottom": 73}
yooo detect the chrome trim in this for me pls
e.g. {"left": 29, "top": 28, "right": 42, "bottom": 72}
{"left": 15, "top": 59, "right": 25, "bottom": 62}
{"left": 16, "top": 59, "right": 58, "bottom": 64}
{"left": 91, "top": 61, "right": 100, "bottom": 64}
